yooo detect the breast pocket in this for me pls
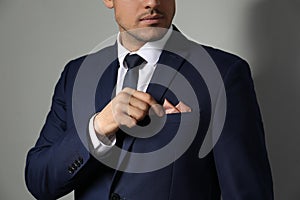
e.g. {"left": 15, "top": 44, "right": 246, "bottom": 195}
{"left": 165, "top": 112, "right": 199, "bottom": 126}
{"left": 132, "top": 112, "right": 200, "bottom": 153}
{"left": 158, "top": 112, "right": 200, "bottom": 146}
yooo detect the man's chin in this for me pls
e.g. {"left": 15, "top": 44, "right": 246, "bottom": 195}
{"left": 128, "top": 26, "right": 169, "bottom": 42}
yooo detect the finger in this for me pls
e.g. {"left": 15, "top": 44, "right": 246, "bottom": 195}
{"left": 127, "top": 105, "right": 148, "bottom": 121}
{"left": 132, "top": 92, "right": 164, "bottom": 117}
{"left": 122, "top": 88, "right": 164, "bottom": 117}
{"left": 115, "top": 101, "right": 147, "bottom": 122}
{"left": 122, "top": 87, "right": 137, "bottom": 96}
{"left": 119, "top": 115, "right": 137, "bottom": 128}
{"left": 128, "top": 95, "right": 150, "bottom": 111}
{"left": 131, "top": 90, "right": 157, "bottom": 105}
{"left": 150, "top": 103, "right": 165, "bottom": 117}
{"left": 113, "top": 101, "right": 146, "bottom": 126}
{"left": 114, "top": 109, "right": 137, "bottom": 128}
{"left": 122, "top": 88, "right": 155, "bottom": 105}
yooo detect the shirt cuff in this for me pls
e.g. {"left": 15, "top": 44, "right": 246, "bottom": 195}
{"left": 89, "top": 114, "right": 116, "bottom": 156}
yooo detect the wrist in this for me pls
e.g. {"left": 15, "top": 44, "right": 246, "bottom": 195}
{"left": 94, "top": 112, "right": 118, "bottom": 136}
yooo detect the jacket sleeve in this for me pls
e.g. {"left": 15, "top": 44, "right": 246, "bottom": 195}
{"left": 213, "top": 59, "right": 274, "bottom": 199}
{"left": 25, "top": 60, "right": 92, "bottom": 200}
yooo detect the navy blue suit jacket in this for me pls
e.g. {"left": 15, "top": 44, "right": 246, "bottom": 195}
{"left": 25, "top": 27, "right": 273, "bottom": 200}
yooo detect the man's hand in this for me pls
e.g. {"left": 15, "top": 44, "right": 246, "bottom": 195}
{"left": 94, "top": 87, "right": 164, "bottom": 136}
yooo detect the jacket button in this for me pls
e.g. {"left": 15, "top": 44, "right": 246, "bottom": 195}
{"left": 75, "top": 159, "right": 81, "bottom": 166}
{"left": 72, "top": 163, "right": 78, "bottom": 169}
{"left": 68, "top": 166, "right": 74, "bottom": 174}
{"left": 73, "top": 161, "right": 79, "bottom": 168}
{"left": 110, "top": 193, "right": 120, "bottom": 200}
{"left": 78, "top": 156, "right": 83, "bottom": 164}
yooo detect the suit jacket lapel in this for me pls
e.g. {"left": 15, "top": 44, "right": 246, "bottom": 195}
{"left": 146, "top": 27, "right": 190, "bottom": 103}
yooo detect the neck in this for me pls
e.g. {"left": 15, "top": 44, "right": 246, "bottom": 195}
{"left": 119, "top": 31, "right": 146, "bottom": 52}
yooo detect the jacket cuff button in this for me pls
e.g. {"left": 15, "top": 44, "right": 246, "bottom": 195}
{"left": 75, "top": 159, "right": 81, "bottom": 166}
{"left": 72, "top": 163, "right": 78, "bottom": 169}
{"left": 68, "top": 166, "right": 74, "bottom": 174}
{"left": 78, "top": 156, "right": 83, "bottom": 164}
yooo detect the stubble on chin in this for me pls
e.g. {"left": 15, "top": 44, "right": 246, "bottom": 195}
{"left": 120, "top": 26, "right": 168, "bottom": 48}
{"left": 131, "top": 27, "right": 168, "bottom": 42}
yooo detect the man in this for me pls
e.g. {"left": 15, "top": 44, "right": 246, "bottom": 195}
{"left": 25, "top": 0, "right": 274, "bottom": 199}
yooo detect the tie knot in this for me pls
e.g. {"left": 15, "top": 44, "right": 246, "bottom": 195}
{"left": 124, "top": 54, "right": 145, "bottom": 69}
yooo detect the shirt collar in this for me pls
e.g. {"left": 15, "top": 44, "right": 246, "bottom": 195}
{"left": 117, "top": 26, "right": 173, "bottom": 67}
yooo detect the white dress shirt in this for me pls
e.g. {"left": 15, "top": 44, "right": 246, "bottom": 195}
{"left": 89, "top": 27, "right": 173, "bottom": 156}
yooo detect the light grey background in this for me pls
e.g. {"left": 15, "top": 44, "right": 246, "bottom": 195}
{"left": 0, "top": 0, "right": 299, "bottom": 199}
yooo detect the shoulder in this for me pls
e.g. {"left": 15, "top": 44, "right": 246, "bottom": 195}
{"left": 172, "top": 26, "right": 246, "bottom": 67}
{"left": 201, "top": 45, "right": 249, "bottom": 78}
{"left": 171, "top": 28, "right": 248, "bottom": 77}
{"left": 61, "top": 45, "right": 117, "bottom": 81}
{"left": 178, "top": 34, "right": 250, "bottom": 81}
{"left": 202, "top": 45, "right": 244, "bottom": 65}
{"left": 66, "top": 45, "right": 117, "bottom": 73}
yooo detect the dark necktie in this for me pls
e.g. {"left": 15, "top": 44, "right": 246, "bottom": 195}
{"left": 122, "top": 54, "right": 150, "bottom": 127}
{"left": 122, "top": 54, "right": 145, "bottom": 90}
